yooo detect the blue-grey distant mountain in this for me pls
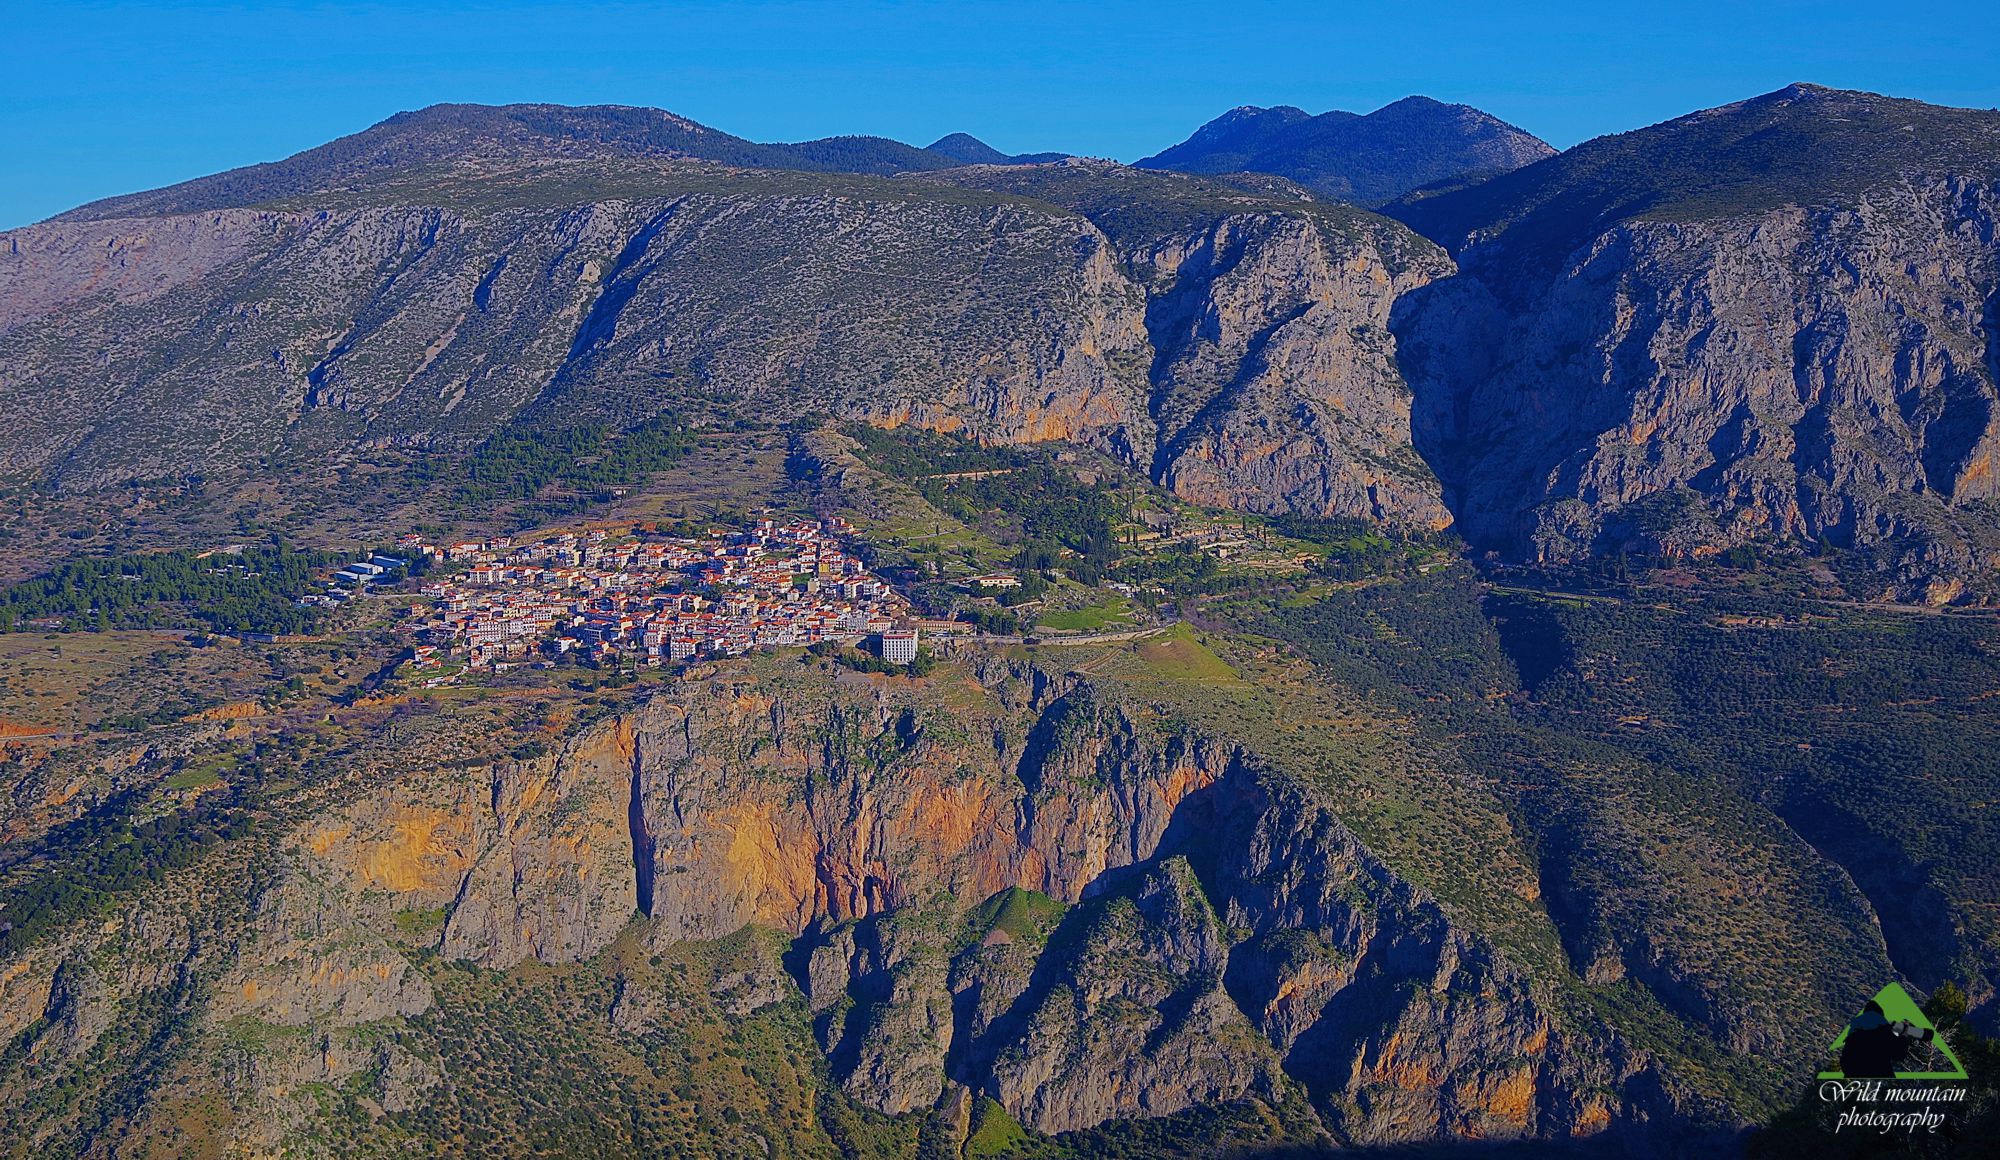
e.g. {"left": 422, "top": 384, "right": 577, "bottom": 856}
{"left": 1138, "top": 96, "right": 1554, "bottom": 205}
{"left": 923, "top": 132, "right": 1068, "bottom": 167}
{"left": 1140, "top": 105, "right": 1319, "bottom": 173}
{"left": 55, "top": 104, "right": 1061, "bottom": 224}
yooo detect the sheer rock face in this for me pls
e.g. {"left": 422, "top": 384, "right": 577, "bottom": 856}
{"left": 302, "top": 714, "right": 642, "bottom": 968}
{"left": 1397, "top": 176, "right": 2000, "bottom": 596}
{"left": 805, "top": 912, "right": 957, "bottom": 1115}
{"left": 272, "top": 664, "right": 1685, "bottom": 1141}
{"left": 436, "top": 719, "right": 641, "bottom": 965}
{"left": 975, "top": 856, "right": 1288, "bottom": 1132}
{"left": 212, "top": 868, "right": 434, "bottom": 1027}
{"left": 0, "top": 662, "right": 1703, "bottom": 1147}
{"left": 0, "top": 173, "right": 1450, "bottom": 529}
{"left": 1138, "top": 214, "right": 1454, "bottom": 527}
{"left": 295, "top": 668, "right": 1670, "bottom": 1142}
{"left": 625, "top": 678, "right": 1244, "bottom": 950}
{"left": 1174, "top": 770, "right": 1633, "bottom": 1143}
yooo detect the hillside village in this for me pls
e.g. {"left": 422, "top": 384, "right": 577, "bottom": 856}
{"left": 391, "top": 517, "right": 917, "bottom": 677}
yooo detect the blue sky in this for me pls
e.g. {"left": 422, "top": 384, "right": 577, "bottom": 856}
{"left": 4, "top": 1, "right": 1998, "bottom": 227}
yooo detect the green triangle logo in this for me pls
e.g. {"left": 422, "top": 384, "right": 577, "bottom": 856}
{"left": 1818, "top": 983, "right": 1969, "bottom": 1080}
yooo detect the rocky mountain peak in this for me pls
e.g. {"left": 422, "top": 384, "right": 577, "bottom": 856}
{"left": 51, "top": 102, "right": 972, "bottom": 224}
{"left": 1387, "top": 86, "right": 2000, "bottom": 591}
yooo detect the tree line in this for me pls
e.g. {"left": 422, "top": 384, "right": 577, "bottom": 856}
{"left": 0, "top": 541, "right": 341, "bottom": 635}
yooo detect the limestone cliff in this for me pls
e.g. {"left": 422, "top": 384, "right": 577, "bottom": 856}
{"left": 10, "top": 88, "right": 2000, "bottom": 586}
{"left": 1132, "top": 210, "right": 1453, "bottom": 527}
{"left": 1399, "top": 181, "right": 2000, "bottom": 596}
{"left": 631, "top": 668, "right": 1684, "bottom": 1140}
{"left": 0, "top": 655, "right": 1724, "bottom": 1151}
{"left": 971, "top": 856, "right": 1292, "bottom": 1132}
{"left": 1392, "top": 86, "right": 2000, "bottom": 597}
{"left": 303, "top": 714, "right": 642, "bottom": 968}
{"left": 316, "top": 663, "right": 1690, "bottom": 1142}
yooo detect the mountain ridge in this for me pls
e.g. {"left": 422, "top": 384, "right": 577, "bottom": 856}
{"left": 1386, "top": 82, "right": 2000, "bottom": 595}
{"left": 1388, "top": 81, "right": 2000, "bottom": 284}
{"left": 52, "top": 102, "right": 1071, "bottom": 225}
{"left": 8, "top": 84, "right": 2000, "bottom": 598}
{"left": 4, "top": 79, "right": 2000, "bottom": 1157}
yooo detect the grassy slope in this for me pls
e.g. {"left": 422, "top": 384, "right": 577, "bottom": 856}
{"left": 1496, "top": 588, "right": 2000, "bottom": 998}
{"left": 1215, "top": 566, "right": 2000, "bottom": 1111}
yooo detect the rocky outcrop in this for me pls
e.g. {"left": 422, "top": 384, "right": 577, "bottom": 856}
{"left": 0, "top": 855, "right": 227, "bottom": 1066}
{"left": 804, "top": 910, "right": 957, "bottom": 1115}
{"left": 0, "top": 657, "right": 1716, "bottom": 1150}
{"left": 976, "top": 856, "right": 1289, "bottom": 1133}
{"left": 303, "top": 715, "right": 641, "bottom": 968}
{"left": 213, "top": 866, "right": 433, "bottom": 1026}
{"left": 1135, "top": 210, "right": 1453, "bottom": 526}
{"left": 294, "top": 663, "right": 1675, "bottom": 1143}
{"left": 31, "top": 956, "right": 115, "bottom": 1064}
{"left": 1398, "top": 178, "right": 2000, "bottom": 595}
{"left": 0, "top": 840, "right": 437, "bottom": 1158}
{"left": 1168, "top": 767, "right": 1636, "bottom": 1143}
{"left": 1387, "top": 82, "right": 2000, "bottom": 595}
{"left": 437, "top": 720, "right": 639, "bottom": 965}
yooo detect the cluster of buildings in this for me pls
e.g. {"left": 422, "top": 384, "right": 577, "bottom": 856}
{"left": 298, "top": 553, "right": 412, "bottom": 608}
{"left": 398, "top": 519, "right": 917, "bottom": 674}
